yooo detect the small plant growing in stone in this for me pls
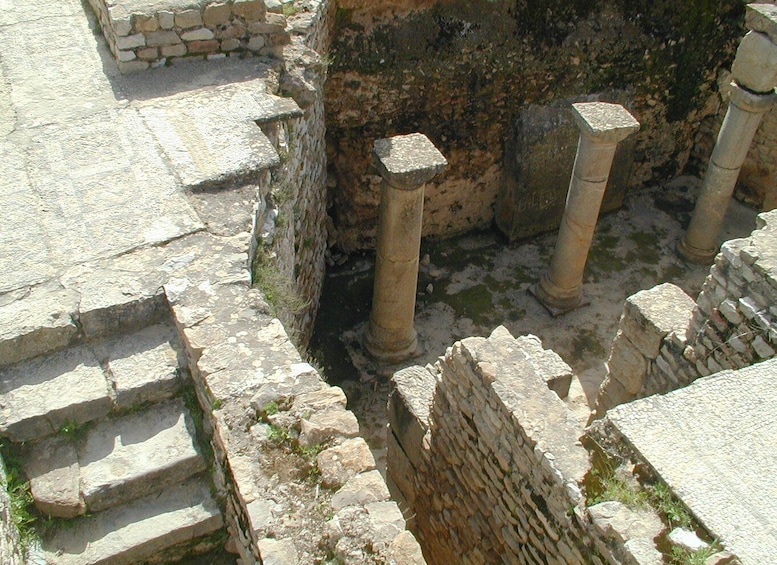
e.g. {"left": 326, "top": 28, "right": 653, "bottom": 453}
{"left": 647, "top": 482, "right": 693, "bottom": 529}
{"left": 668, "top": 542, "right": 723, "bottom": 565}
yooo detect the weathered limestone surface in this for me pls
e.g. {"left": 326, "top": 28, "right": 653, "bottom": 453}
{"left": 43, "top": 476, "right": 223, "bottom": 565}
{"left": 78, "top": 398, "right": 205, "bottom": 513}
{"left": 390, "top": 327, "right": 594, "bottom": 564}
{"left": 137, "top": 84, "right": 293, "bottom": 189}
{"left": 594, "top": 283, "right": 695, "bottom": 415}
{"left": 92, "top": 323, "right": 184, "bottom": 409}
{"left": 0, "top": 346, "right": 112, "bottom": 442}
{"left": 596, "top": 360, "right": 777, "bottom": 564}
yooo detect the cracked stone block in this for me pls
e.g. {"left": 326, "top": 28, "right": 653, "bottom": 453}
{"left": 317, "top": 437, "right": 376, "bottom": 489}
{"left": 94, "top": 323, "right": 183, "bottom": 410}
{"left": 22, "top": 435, "right": 84, "bottom": 518}
{"left": 331, "top": 470, "right": 391, "bottom": 511}
{"left": 299, "top": 408, "right": 359, "bottom": 447}
{"left": 620, "top": 283, "right": 695, "bottom": 359}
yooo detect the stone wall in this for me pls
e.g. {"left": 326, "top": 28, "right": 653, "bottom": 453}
{"left": 595, "top": 209, "right": 777, "bottom": 415}
{"left": 325, "top": 0, "right": 744, "bottom": 251}
{"left": 249, "top": 0, "right": 333, "bottom": 346}
{"left": 387, "top": 326, "right": 678, "bottom": 564}
{"left": 88, "top": 0, "right": 292, "bottom": 72}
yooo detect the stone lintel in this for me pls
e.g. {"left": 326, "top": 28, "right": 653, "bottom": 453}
{"left": 373, "top": 133, "right": 447, "bottom": 189}
{"left": 571, "top": 102, "right": 640, "bottom": 144}
{"left": 746, "top": 3, "right": 777, "bottom": 44}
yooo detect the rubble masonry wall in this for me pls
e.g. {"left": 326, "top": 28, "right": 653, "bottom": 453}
{"left": 595, "top": 209, "right": 777, "bottom": 413}
{"left": 388, "top": 326, "right": 676, "bottom": 564}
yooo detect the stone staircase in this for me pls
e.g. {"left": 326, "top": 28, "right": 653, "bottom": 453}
{"left": 0, "top": 317, "right": 224, "bottom": 564}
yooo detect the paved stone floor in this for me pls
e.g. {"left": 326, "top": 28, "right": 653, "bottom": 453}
{"left": 605, "top": 360, "right": 777, "bottom": 563}
{"left": 0, "top": 0, "right": 279, "bottom": 295}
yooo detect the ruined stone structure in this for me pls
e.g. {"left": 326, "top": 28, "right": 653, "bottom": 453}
{"left": 595, "top": 207, "right": 777, "bottom": 414}
{"left": 0, "top": 0, "right": 424, "bottom": 562}
{"left": 1, "top": 0, "right": 775, "bottom": 563}
{"left": 326, "top": 0, "right": 745, "bottom": 251}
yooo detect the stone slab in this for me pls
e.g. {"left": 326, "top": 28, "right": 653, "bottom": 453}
{"left": 373, "top": 133, "right": 448, "bottom": 188}
{"left": 24, "top": 108, "right": 203, "bottom": 268}
{"left": 78, "top": 397, "right": 205, "bottom": 512}
{"left": 602, "top": 360, "right": 777, "bottom": 564}
{"left": 43, "top": 475, "right": 223, "bottom": 565}
{"left": 0, "top": 346, "right": 112, "bottom": 442}
{"left": 22, "top": 435, "right": 84, "bottom": 519}
{"left": 94, "top": 323, "right": 183, "bottom": 409}
{"left": 389, "top": 365, "right": 435, "bottom": 468}
{"left": 572, "top": 102, "right": 640, "bottom": 143}
{"left": 0, "top": 284, "right": 80, "bottom": 367}
{"left": 0, "top": 9, "right": 122, "bottom": 129}
{"left": 0, "top": 139, "right": 56, "bottom": 293}
{"left": 514, "top": 333, "right": 574, "bottom": 398}
{"left": 620, "top": 283, "right": 695, "bottom": 359}
{"left": 138, "top": 88, "right": 281, "bottom": 190}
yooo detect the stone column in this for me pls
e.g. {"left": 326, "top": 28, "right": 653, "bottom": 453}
{"left": 364, "top": 133, "right": 447, "bottom": 363}
{"left": 679, "top": 4, "right": 777, "bottom": 264}
{"left": 532, "top": 102, "right": 640, "bottom": 316}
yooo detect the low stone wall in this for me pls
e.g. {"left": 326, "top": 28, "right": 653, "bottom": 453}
{"left": 388, "top": 326, "right": 674, "bottom": 565}
{"left": 87, "top": 0, "right": 296, "bottom": 72}
{"left": 595, "top": 209, "right": 777, "bottom": 415}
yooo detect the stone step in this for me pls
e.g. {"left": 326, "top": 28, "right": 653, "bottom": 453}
{"left": 0, "top": 345, "right": 112, "bottom": 442}
{"left": 137, "top": 83, "right": 295, "bottom": 191}
{"left": 0, "top": 322, "right": 187, "bottom": 443}
{"left": 22, "top": 397, "right": 206, "bottom": 517}
{"left": 42, "top": 474, "right": 223, "bottom": 565}
{"left": 93, "top": 322, "right": 186, "bottom": 411}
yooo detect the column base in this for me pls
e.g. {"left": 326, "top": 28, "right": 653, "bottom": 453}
{"left": 362, "top": 324, "right": 422, "bottom": 364}
{"left": 676, "top": 236, "right": 717, "bottom": 265}
{"left": 529, "top": 277, "right": 588, "bottom": 317}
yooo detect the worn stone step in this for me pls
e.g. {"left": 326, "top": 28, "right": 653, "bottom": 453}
{"left": 94, "top": 322, "right": 186, "bottom": 411}
{"left": 43, "top": 474, "right": 223, "bottom": 565}
{"left": 0, "top": 345, "right": 112, "bottom": 442}
{"left": 22, "top": 397, "right": 206, "bottom": 517}
{"left": 79, "top": 396, "right": 206, "bottom": 513}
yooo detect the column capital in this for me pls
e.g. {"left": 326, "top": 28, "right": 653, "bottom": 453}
{"left": 728, "top": 81, "right": 777, "bottom": 113}
{"left": 571, "top": 102, "right": 640, "bottom": 145}
{"left": 746, "top": 3, "right": 777, "bottom": 44}
{"left": 373, "top": 133, "right": 448, "bottom": 190}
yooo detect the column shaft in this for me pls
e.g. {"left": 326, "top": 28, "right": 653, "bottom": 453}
{"left": 532, "top": 102, "right": 639, "bottom": 316}
{"left": 363, "top": 133, "right": 447, "bottom": 363}
{"left": 679, "top": 87, "right": 775, "bottom": 263}
{"left": 364, "top": 183, "right": 424, "bottom": 360}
